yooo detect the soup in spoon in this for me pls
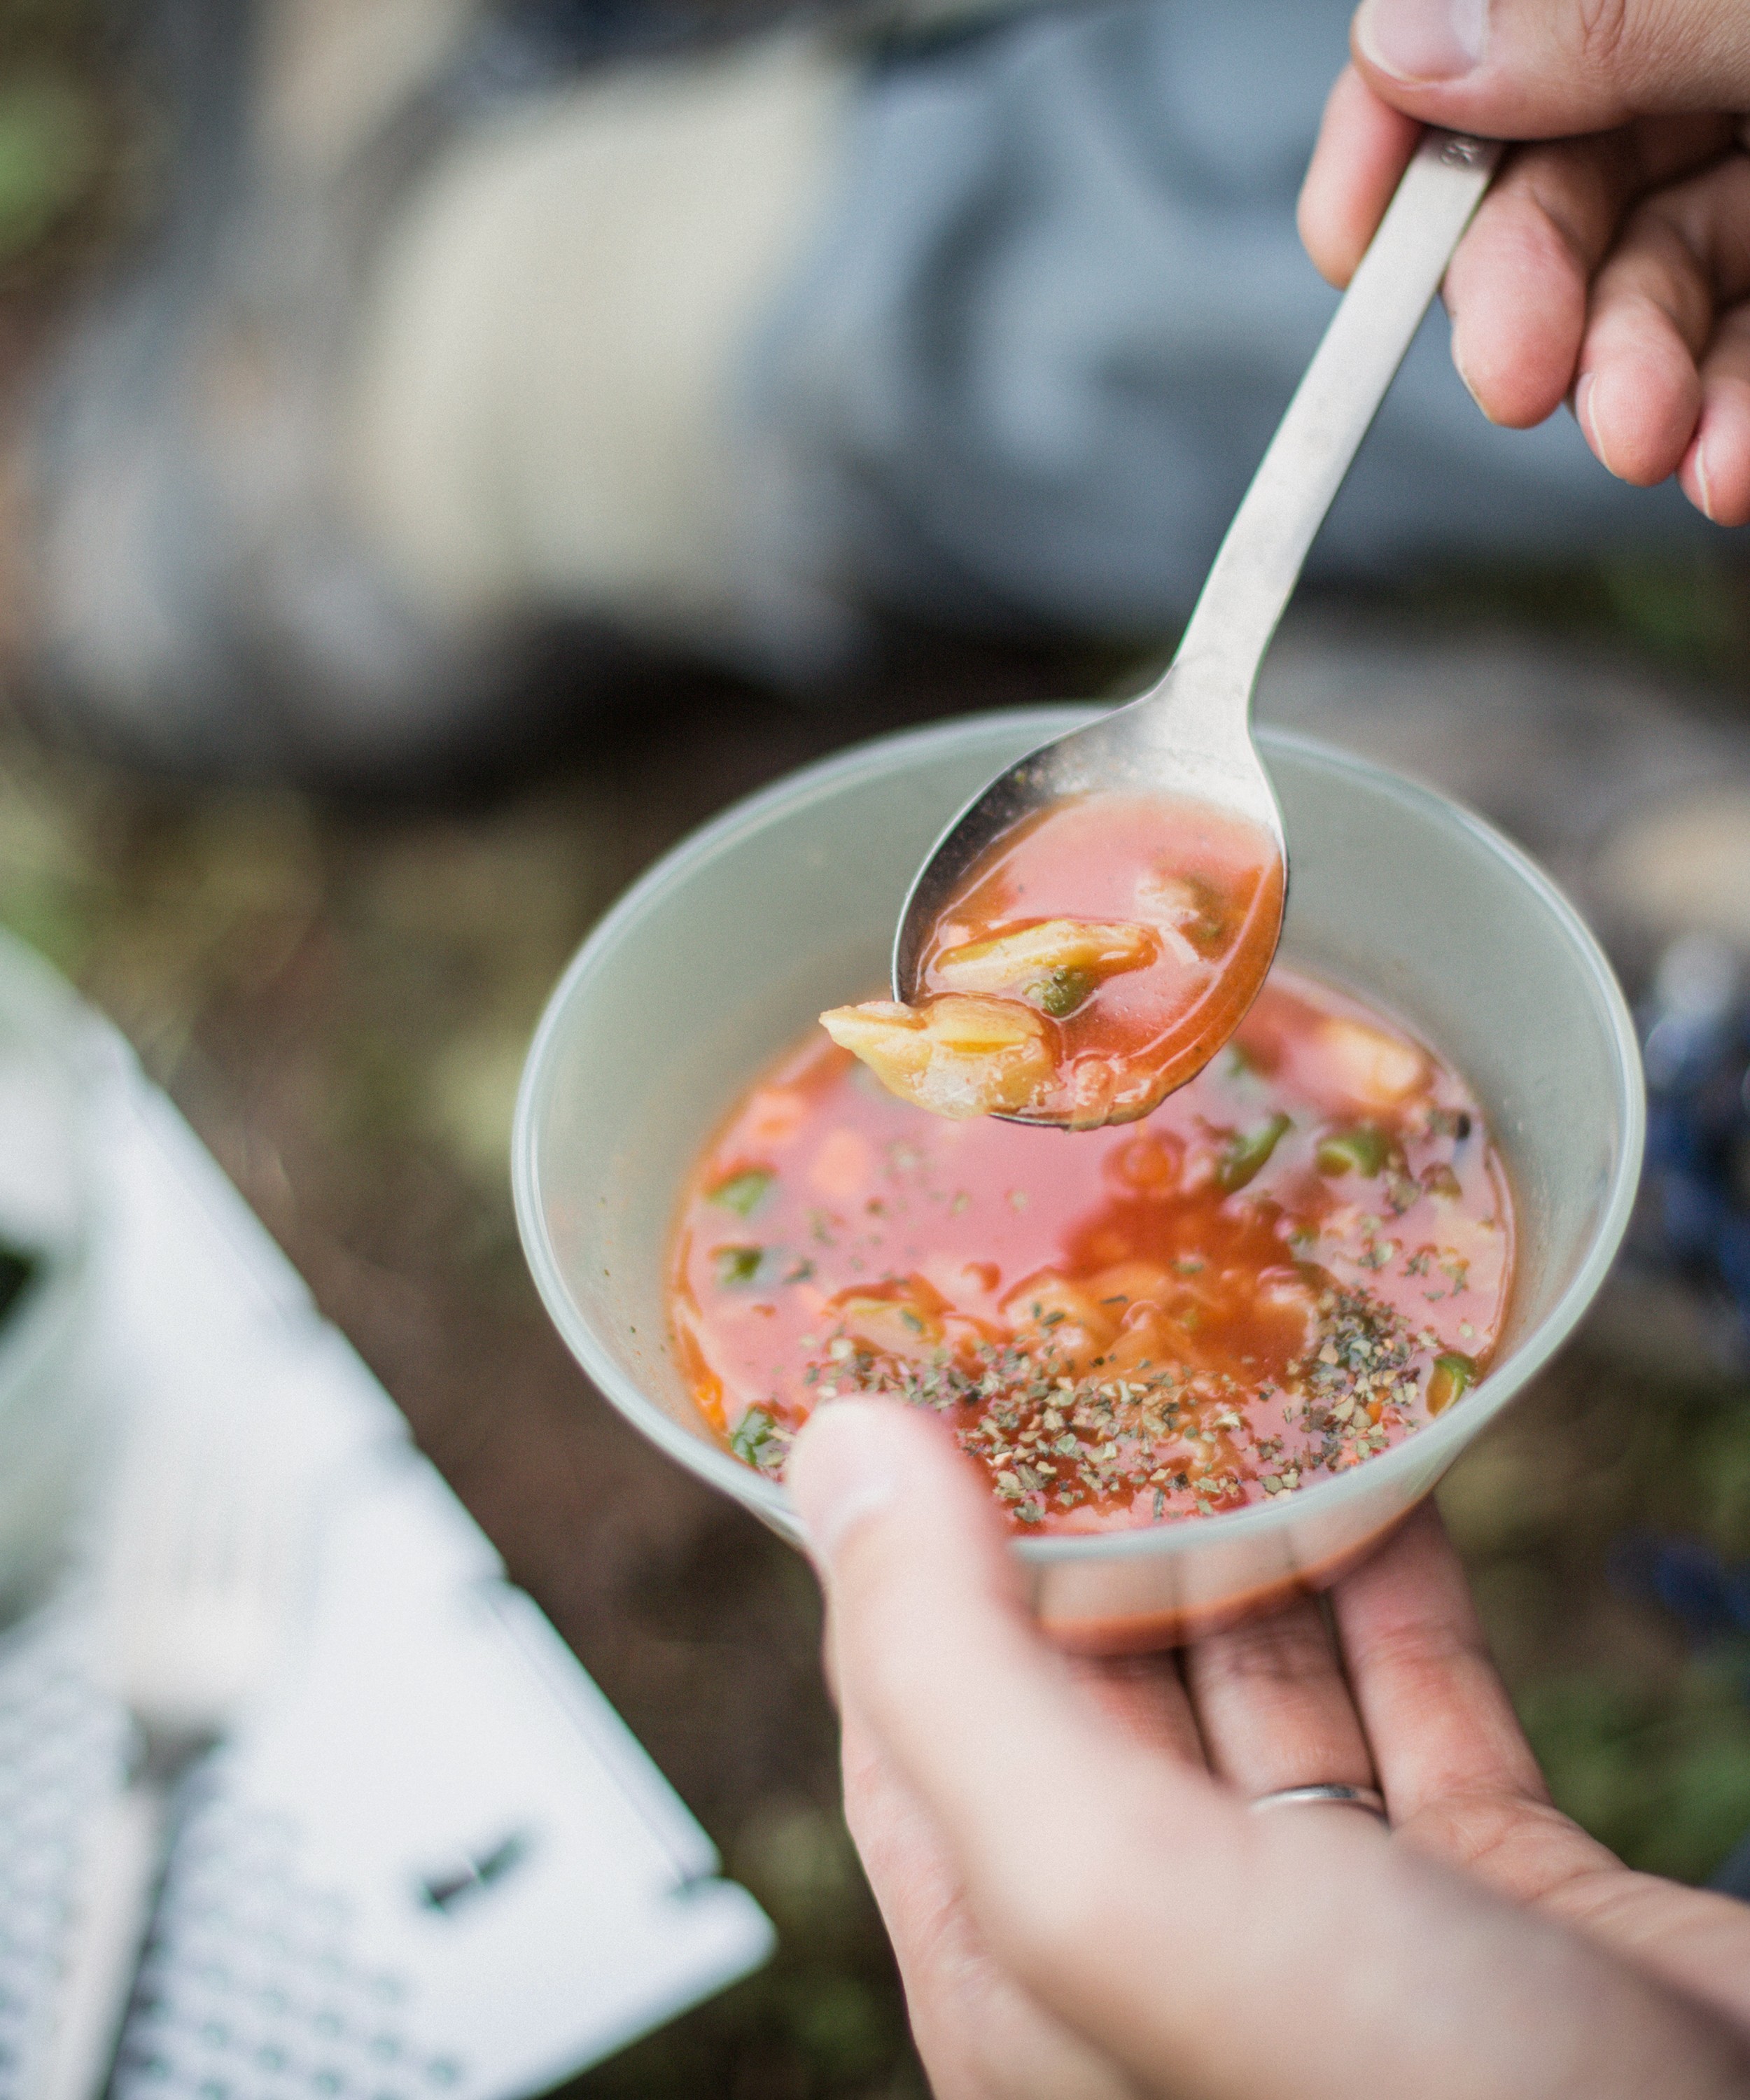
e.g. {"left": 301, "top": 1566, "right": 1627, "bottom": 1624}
{"left": 822, "top": 790, "right": 1282, "bottom": 1128}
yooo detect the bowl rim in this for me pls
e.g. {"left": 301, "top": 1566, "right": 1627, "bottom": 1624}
{"left": 513, "top": 708, "right": 1646, "bottom": 1564}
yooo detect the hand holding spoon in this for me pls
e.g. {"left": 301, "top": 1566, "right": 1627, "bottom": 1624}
{"left": 824, "top": 127, "right": 1501, "bottom": 1128}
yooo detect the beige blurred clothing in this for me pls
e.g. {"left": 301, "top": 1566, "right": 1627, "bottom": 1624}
{"left": 343, "top": 29, "right": 860, "bottom": 676}
{"left": 261, "top": 0, "right": 482, "bottom": 178}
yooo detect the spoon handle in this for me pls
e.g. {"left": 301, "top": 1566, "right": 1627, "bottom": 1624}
{"left": 1168, "top": 127, "right": 1502, "bottom": 696}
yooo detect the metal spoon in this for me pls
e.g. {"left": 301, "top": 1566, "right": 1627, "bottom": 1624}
{"left": 893, "top": 127, "right": 1502, "bottom": 1117}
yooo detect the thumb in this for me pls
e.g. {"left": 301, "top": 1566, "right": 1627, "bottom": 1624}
{"left": 787, "top": 1397, "right": 1087, "bottom": 1776}
{"left": 1352, "top": 0, "right": 1750, "bottom": 134}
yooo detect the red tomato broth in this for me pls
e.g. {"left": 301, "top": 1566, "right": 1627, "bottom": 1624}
{"left": 671, "top": 968, "right": 1513, "bottom": 1536}
{"left": 923, "top": 790, "right": 1284, "bottom": 1126}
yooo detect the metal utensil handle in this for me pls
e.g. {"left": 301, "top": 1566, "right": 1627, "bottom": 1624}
{"left": 34, "top": 1782, "right": 172, "bottom": 2100}
{"left": 1171, "top": 128, "right": 1502, "bottom": 690}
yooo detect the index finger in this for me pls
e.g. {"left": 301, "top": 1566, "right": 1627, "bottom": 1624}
{"left": 1298, "top": 65, "right": 1422, "bottom": 286}
{"left": 1331, "top": 1498, "right": 1548, "bottom": 1820}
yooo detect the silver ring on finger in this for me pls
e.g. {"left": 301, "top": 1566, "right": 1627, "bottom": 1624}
{"left": 1250, "top": 1783, "right": 1389, "bottom": 1823}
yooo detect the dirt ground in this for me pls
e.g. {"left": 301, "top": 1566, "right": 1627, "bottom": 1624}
{"left": 8, "top": 11, "right": 1750, "bottom": 2094}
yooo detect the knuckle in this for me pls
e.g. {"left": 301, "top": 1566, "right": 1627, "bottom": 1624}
{"left": 1198, "top": 1610, "right": 1335, "bottom": 1690}
{"left": 1347, "top": 1613, "right": 1478, "bottom": 1693}
{"left": 1399, "top": 1789, "right": 1536, "bottom": 1869}
{"left": 1574, "top": 0, "right": 1635, "bottom": 78}
{"left": 1402, "top": 1790, "right": 1575, "bottom": 1881}
{"left": 1514, "top": 149, "right": 1630, "bottom": 275}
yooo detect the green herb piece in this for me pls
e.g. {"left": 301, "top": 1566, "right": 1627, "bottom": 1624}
{"left": 714, "top": 1245, "right": 764, "bottom": 1288}
{"left": 1026, "top": 967, "right": 1095, "bottom": 1018}
{"left": 730, "top": 1406, "right": 783, "bottom": 1469}
{"left": 1426, "top": 1351, "right": 1476, "bottom": 1416}
{"left": 1316, "top": 1125, "right": 1392, "bottom": 1178}
{"left": 0, "top": 1242, "right": 36, "bottom": 1326}
{"left": 1165, "top": 873, "right": 1231, "bottom": 955}
{"left": 1217, "top": 1112, "right": 1292, "bottom": 1192}
{"left": 709, "top": 1168, "right": 774, "bottom": 1217}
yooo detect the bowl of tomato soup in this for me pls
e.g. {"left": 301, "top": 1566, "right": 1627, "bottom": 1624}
{"left": 514, "top": 711, "right": 1643, "bottom": 1651}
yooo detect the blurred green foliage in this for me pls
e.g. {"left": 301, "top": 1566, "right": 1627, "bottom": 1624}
{"left": 1396, "top": 552, "right": 1750, "bottom": 690}
{"left": 1600, "top": 555, "right": 1750, "bottom": 677}
{"left": 0, "top": 0, "right": 143, "bottom": 281}
{"left": 0, "top": 71, "right": 99, "bottom": 260}
{"left": 1523, "top": 1662, "right": 1750, "bottom": 1885}
{"left": 1443, "top": 1337, "right": 1750, "bottom": 1884}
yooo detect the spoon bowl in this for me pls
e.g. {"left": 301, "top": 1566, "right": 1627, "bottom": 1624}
{"left": 892, "top": 664, "right": 1287, "bottom": 997}
{"left": 892, "top": 674, "right": 1289, "bottom": 1124}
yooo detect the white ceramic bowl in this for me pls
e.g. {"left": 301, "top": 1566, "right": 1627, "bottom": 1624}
{"left": 514, "top": 712, "right": 1644, "bottom": 1650}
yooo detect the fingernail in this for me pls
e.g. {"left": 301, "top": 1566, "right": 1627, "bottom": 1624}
{"left": 789, "top": 1401, "right": 902, "bottom": 1571}
{"left": 1355, "top": 0, "right": 1488, "bottom": 81}
{"left": 1691, "top": 428, "right": 1717, "bottom": 522}
{"left": 1450, "top": 336, "right": 1484, "bottom": 414}
{"left": 1573, "top": 370, "right": 1616, "bottom": 477}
